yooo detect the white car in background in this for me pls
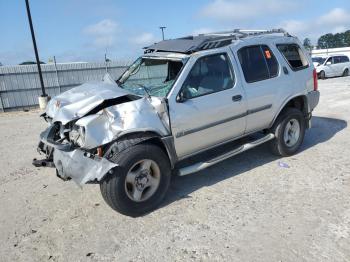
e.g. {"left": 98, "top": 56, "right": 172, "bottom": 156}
{"left": 313, "top": 55, "right": 350, "bottom": 79}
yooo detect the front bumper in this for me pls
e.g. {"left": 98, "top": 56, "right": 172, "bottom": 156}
{"left": 33, "top": 125, "right": 118, "bottom": 185}
{"left": 53, "top": 149, "right": 117, "bottom": 185}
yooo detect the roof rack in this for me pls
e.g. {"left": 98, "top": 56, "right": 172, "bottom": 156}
{"left": 200, "top": 28, "right": 290, "bottom": 38}
{"left": 144, "top": 28, "right": 291, "bottom": 54}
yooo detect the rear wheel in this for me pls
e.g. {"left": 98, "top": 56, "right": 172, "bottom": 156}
{"left": 100, "top": 142, "right": 171, "bottom": 217}
{"left": 319, "top": 70, "right": 326, "bottom": 79}
{"left": 270, "top": 108, "right": 306, "bottom": 156}
{"left": 343, "top": 68, "right": 349, "bottom": 77}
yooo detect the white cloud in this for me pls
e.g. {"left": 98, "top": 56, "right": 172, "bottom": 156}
{"left": 83, "top": 19, "right": 119, "bottom": 48}
{"left": 318, "top": 8, "right": 350, "bottom": 26}
{"left": 279, "top": 8, "right": 350, "bottom": 43}
{"left": 129, "top": 32, "right": 157, "bottom": 46}
{"left": 199, "top": 0, "right": 296, "bottom": 22}
{"left": 192, "top": 27, "right": 215, "bottom": 35}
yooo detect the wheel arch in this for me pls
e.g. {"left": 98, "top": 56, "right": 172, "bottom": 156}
{"left": 270, "top": 95, "right": 308, "bottom": 128}
{"left": 103, "top": 130, "right": 178, "bottom": 169}
{"left": 319, "top": 69, "right": 326, "bottom": 79}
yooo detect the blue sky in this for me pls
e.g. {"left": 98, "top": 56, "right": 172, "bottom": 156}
{"left": 1, "top": 0, "right": 350, "bottom": 65}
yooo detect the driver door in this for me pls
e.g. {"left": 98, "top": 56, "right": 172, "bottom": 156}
{"left": 168, "top": 52, "right": 247, "bottom": 159}
{"left": 325, "top": 57, "right": 336, "bottom": 77}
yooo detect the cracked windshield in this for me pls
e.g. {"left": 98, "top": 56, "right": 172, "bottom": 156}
{"left": 117, "top": 57, "right": 184, "bottom": 97}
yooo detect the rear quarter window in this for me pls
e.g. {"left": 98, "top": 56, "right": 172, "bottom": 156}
{"left": 340, "top": 56, "right": 349, "bottom": 63}
{"left": 237, "top": 45, "right": 279, "bottom": 83}
{"left": 277, "top": 44, "right": 309, "bottom": 71}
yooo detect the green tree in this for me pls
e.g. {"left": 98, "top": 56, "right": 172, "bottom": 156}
{"left": 344, "top": 30, "right": 350, "bottom": 46}
{"left": 318, "top": 33, "right": 334, "bottom": 49}
{"left": 303, "top": 38, "right": 312, "bottom": 51}
{"left": 317, "top": 30, "right": 350, "bottom": 49}
{"left": 333, "top": 33, "right": 345, "bottom": 47}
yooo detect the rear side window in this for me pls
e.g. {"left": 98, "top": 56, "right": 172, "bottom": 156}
{"left": 237, "top": 45, "right": 279, "bottom": 83}
{"left": 277, "top": 44, "right": 309, "bottom": 70}
{"left": 340, "top": 56, "right": 349, "bottom": 63}
{"left": 261, "top": 45, "right": 278, "bottom": 77}
{"left": 334, "top": 56, "right": 342, "bottom": 64}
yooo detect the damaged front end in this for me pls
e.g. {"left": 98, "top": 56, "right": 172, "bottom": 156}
{"left": 33, "top": 74, "right": 172, "bottom": 186}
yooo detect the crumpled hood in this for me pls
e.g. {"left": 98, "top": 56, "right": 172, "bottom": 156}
{"left": 46, "top": 75, "right": 133, "bottom": 124}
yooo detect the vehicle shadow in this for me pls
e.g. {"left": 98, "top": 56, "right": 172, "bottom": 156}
{"left": 160, "top": 116, "right": 347, "bottom": 208}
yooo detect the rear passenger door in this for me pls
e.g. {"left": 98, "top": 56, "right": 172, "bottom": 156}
{"left": 234, "top": 45, "right": 287, "bottom": 133}
{"left": 333, "top": 56, "right": 343, "bottom": 76}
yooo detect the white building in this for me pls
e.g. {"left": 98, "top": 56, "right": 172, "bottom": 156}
{"left": 311, "top": 47, "right": 350, "bottom": 58}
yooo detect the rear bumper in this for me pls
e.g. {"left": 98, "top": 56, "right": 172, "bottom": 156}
{"left": 307, "top": 90, "right": 320, "bottom": 112}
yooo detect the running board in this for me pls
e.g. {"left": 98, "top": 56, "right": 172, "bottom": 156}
{"left": 178, "top": 133, "right": 275, "bottom": 176}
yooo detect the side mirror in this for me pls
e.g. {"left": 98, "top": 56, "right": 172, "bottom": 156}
{"left": 176, "top": 91, "right": 188, "bottom": 103}
{"left": 326, "top": 61, "right": 332, "bottom": 65}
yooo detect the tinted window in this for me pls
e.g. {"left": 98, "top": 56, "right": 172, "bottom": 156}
{"left": 238, "top": 45, "right": 278, "bottom": 83}
{"left": 261, "top": 45, "right": 279, "bottom": 77}
{"left": 180, "top": 53, "right": 234, "bottom": 99}
{"left": 340, "top": 56, "right": 349, "bottom": 63}
{"left": 277, "top": 44, "right": 309, "bottom": 70}
{"left": 333, "top": 56, "right": 342, "bottom": 64}
{"left": 312, "top": 57, "right": 326, "bottom": 64}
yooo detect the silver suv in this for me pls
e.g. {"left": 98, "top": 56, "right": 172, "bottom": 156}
{"left": 33, "top": 29, "right": 320, "bottom": 216}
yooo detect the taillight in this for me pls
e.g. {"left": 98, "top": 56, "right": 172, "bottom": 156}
{"left": 313, "top": 69, "right": 318, "bottom": 91}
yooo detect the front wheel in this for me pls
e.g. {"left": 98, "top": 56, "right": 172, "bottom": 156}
{"left": 343, "top": 68, "right": 349, "bottom": 77}
{"left": 319, "top": 70, "right": 326, "bottom": 79}
{"left": 270, "top": 108, "right": 306, "bottom": 157}
{"left": 100, "top": 142, "right": 171, "bottom": 217}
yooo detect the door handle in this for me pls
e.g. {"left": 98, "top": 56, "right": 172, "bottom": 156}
{"left": 232, "top": 95, "right": 242, "bottom": 102}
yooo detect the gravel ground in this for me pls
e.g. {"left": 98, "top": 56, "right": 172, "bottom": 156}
{"left": 0, "top": 77, "right": 349, "bottom": 262}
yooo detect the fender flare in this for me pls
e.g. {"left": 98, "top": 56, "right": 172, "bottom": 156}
{"left": 269, "top": 94, "right": 308, "bottom": 128}
{"left": 105, "top": 130, "right": 178, "bottom": 168}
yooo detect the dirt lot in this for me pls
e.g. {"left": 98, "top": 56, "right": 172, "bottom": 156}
{"left": 0, "top": 77, "right": 349, "bottom": 262}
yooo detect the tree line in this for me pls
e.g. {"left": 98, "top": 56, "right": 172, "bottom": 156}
{"left": 303, "top": 30, "right": 350, "bottom": 51}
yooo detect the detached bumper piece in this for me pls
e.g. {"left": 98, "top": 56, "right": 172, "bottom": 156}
{"left": 32, "top": 141, "right": 55, "bottom": 168}
{"left": 53, "top": 149, "right": 118, "bottom": 186}
{"left": 32, "top": 158, "right": 55, "bottom": 168}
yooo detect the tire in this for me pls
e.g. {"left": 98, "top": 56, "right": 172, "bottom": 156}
{"left": 269, "top": 108, "right": 306, "bottom": 157}
{"left": 343, "top": 68, "right": 349, "bottom": 77}
{"left": 319, "top": 70, "right": 326, "bottom": 79}
{"left": 100, "top": 141, "right": 171, "bottom": 217}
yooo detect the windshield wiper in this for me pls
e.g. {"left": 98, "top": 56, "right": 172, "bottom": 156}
{"left": 137, "top": 84, "right": 152, "bottom": 101}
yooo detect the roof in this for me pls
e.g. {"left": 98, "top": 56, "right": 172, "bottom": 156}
{"left": 143, "top": 52, "right": 189, "bottom": 60}
{"left": 145, "top": 29, "right": 291, "bottom": 55}
{"left": 145, "top": 35, "right": 233, "bottom": 54}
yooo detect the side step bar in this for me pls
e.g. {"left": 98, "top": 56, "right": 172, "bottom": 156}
{"left": 178, "top": 133, "right": 275, "bottom": 176}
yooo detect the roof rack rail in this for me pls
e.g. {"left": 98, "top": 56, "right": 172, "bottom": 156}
{"left": 200, "top": 28, "right": 291, "bottom": 38}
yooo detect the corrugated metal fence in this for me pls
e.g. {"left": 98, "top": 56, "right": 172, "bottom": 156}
{"left": 0, "top": 61, "right": 130, "bottom": 112}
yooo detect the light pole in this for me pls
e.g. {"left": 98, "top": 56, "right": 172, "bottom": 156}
{"left": 159, "top": 26, "right": 166, "bottom": 40}
{"left": 25, "top": 0, "right": 47, "bottom": 100}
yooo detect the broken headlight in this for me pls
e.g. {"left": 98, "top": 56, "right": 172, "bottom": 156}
{"left": 69, "top": 125, "right": 85, "bottom": 147}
